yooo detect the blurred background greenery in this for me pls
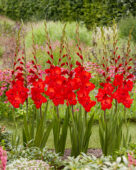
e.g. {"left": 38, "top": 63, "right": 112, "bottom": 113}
{"left": 0, "top": 0, "right": 136, "bottom": 29}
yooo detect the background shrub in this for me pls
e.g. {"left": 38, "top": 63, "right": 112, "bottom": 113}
{"left": 1, "top": 0, "right": 136, "bottom": 28}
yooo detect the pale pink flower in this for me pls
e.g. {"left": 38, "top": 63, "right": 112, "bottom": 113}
{"left": 0, "top": 147, "right": 7, "bottom": 170}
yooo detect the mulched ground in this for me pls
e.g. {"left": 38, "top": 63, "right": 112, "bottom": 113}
{"left": 87, "top": 148, "right": 102, "bottom": 157}
{"left": 60, "top": 149, "right": 102, "bottom": 160}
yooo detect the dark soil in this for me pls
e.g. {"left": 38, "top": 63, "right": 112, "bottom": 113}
{"left": 61, "top": 148, "right": 102, "bottom": 160}
{"left": 49, "top": 148, "right": 102, "bottom": 160}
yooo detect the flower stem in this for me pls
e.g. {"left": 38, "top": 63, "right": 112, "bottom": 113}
{"left": 40, "top": 107, "right": 42, "bottom": 119}
{"left": 124, "top": 106, "right": 128, "bottom": 128}
{"left": 71, "top": 105, "right": 74, "bottom": 117}
{"left": 85, "top": 111, "right": 87, "bottom": 125}
{"left": 56, "top": 106, "right": 59, "bottom": 119}
{"left": 104, "top": 110, "right": 106, "bottom": 123}
{"left": 26, "top": 98, "right": 28, "bottom": 121}
{"left": 115, "top": 99, "right": 118, "bottom": 114}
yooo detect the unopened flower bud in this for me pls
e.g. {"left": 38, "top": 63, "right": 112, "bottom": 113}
{"left": 119, "top": 64, "right": 122, "bottom": 67}
{"left": 106, "top": 67, "right": 109, "bottom": 72}
{"left": 127, "top": 66, "right": 132, "bottom": 70}
{"left": 76, "top": 61, "right": 81, "bottom": 66}
{"left": 118, "top": 55, "right": 120, "bottom": 60}
{"left": 50, "top": 54, "right": 53, "bottom": 59}
{"left": 103, "top": 72, "right": 105, "bottom": 77}
{"left": 46, "top": 60, "right": 51, "bottom": 64}
{"left": 61, "top": 63, "right": 65, "bottom": 67}
{"left": 79, "top": 55, "right": 83, "bottom": 60}
{"left": 115, "top": 67, "right": 118, "bottom": 73}
{"left": 79, "top": 47, "right": 81, "bottom": 51}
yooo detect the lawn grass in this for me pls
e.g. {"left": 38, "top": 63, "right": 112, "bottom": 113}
{"left": 1, "top": 121, "right": 136, "bottom": 149}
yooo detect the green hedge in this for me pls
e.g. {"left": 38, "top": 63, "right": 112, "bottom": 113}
{"left": 0, "top": 0, "right": 136, "bottom": 28}
{"left": 0, "top": 0, "right": 47, "bottom": 21}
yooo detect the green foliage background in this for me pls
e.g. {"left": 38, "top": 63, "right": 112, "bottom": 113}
{"left": 0, "top": 0, "right": 136, "bottom": 28}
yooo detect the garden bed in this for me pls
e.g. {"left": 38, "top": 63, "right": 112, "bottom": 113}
{"left": 0, "top": 17, "right": 136, "bottom": 169}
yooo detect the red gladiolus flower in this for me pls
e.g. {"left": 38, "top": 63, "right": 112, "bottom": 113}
{"left": 46, "top": 66, "right": 61, "bottom": 76}
{"left": 31, "top": 79, "right": 47, "bottom": 108}
{"left": 6, "top": 80, "right": 28, "bottom": 108}
{"left": 96, "top": 88, "right": 113, "bottom": 110}
{"left": 68, "top": 77, "right": 81, "bottom": 90}
{"left": 113, "top": 74, "right": 123, "bottom": 86}
{"left": 77, "top": 89, "right": 89, "bottom": 99}
{"left": 74, "top": 66, "right": 91, "bottom": 82}
{"left": 83, "top": 82, "right": 95, "bottom": 92}
{"left": 98, "top": 74, "right": 133, "bottom": 110}
{"left": 52, "top": 95, "right": 65, "bottom": 106}
{"left": 101, "top": 97, "right": 113, "bottom": 110}
{"left": 127, "top": 74, "right": 134, "bottom": 79}
{"left": 29, "top": 74, "right": 39, "bottom": 84}
{"left": 82, "top": 99, "right": 96, "bottom": 112}
{"left": 15, "top": 72, "right": 24, "bottom": 82}
{"left": 100, "top": 83, "right": 114, "bottom": 95}
{"left": 74, "top": 66, "right": 84, "bottom": 77}
{"left": 31, "top": 87, "right": 47, "bottom": 108}
{"left": 45, "top": 66, "right": 67, "bottom": 106}
{"left": 96, "top": 82, "right": 114, "bottom": 111}
{"left": 74, "top": 66, "right": 96, "bottom": 112}
{"left": 32, "top": 79, "right": 45, "bottom": 93}
{"left": 6, "top": 90, "right": 22, "bottom": 108}
{"left": 124, "top": 80, "right": 133, "bottom": 92}
{"left": 66, "top": 92, "right": 77, "bottom": 106}
{"left": 45, "top": 87, "right": 55, "bottom": 99}
{"left": 123, "top": 95, "right": 133, "bottom": 108}
{"left": 113, "top": 87, "right": 133, "bottom": 108}
{"left": 77, "top": 90, "right": 96, "bottom": 112}
{"left": 45, "top": 65, "right": 96, "bottom": 110}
